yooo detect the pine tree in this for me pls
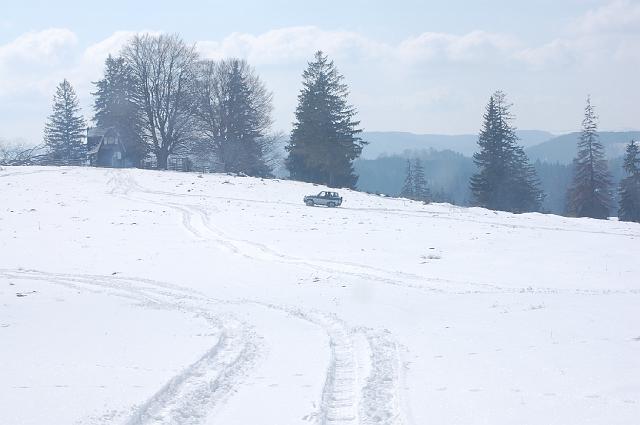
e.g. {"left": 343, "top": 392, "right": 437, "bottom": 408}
{"left": 44, "top": 79, "right": 86, "bottom": 162}
{"left": 196, "top": 59, "right": 274, "bottom": 176}
{"left": 566, "top": 96, "right": 612, "bottom": 219}
{"left": 93, "top": 55, "right": 145, "bottom": 164}
{"left": 412, "top": 158, "right": 431, "bottom": 202}
{"left": 470, "top": 91, "right": 543, "bottom": 212}
{"left": 286, "top": 51, "right": 366, "bottom": 188}
{"left": 618, "top": 139, "right": 640, "bottom": 222}
{"left": 400, "top": 159, "right": 414, "bottom": 199}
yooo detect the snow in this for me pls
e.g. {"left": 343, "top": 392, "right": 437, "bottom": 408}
{"left": 1, "top": 166, "right": 639, "bottom": 425}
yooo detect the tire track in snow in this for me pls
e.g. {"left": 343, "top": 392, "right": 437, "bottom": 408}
{"left": 125, "top": 323, "right": 256, "bottom": 425}
{"left": 3, "top": 266, "right": 408, "bottom": 425}
{"left": 117, "top": 172, "right": 636, "bottom": 296}
{"left": 359, "top": 330, "right": 404, "bottom": 425}
{"left": 105, "top": 170, "right": 408, "bottom": 423}
{"left": 244, "top": 303, "right": 405, "bottom": 425}
{"left": 110, "top": 171, "right": 466, "bottom": 293}
{"left": 305, "top": 313, "right": 360, "bottom": 425}
{"left": 119, "top": 173, "right": 640, "bottom": 295}
{"left": 0, "top": 268, "right": 259, "bottom": 425}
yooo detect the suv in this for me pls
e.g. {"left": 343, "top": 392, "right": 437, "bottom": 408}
{"left": 304, "top": 191, "right": 343, "bottom": 207}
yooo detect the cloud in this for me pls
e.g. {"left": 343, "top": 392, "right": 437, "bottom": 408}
{"left": 0, "top": 28, "right": 78, "bottom": 96}
{"left": 198, "top": 26, "right": 384, "bottom": 64}
{"left": 571, "top": 0, "right": 640, "bottom": 34}
{"left": 398, "top": 31, "right": 519, "bottom": 63}
{"left": 517, "top": 0, "right": 640, "bottom": 68}
{"left": 197, "top": 26, "right": 519, "bottom": 66}
{"left": 81, "top": 31, "right": 137, "bottom": 68}
{"left": 0, "top": 28, "right": 77, "bottom": 63}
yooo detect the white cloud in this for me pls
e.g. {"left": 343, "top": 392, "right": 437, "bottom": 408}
{"left": 398, "top": 31, "right": 519, "bottom": 63}
{"left": 0, "top": 28, "right": 78, "bottom": 96}
{"left": 81, "top": 31, "right": 137, "bottom": 68}
{"left": 197, "top": 26, "right": 520, "bottom": 66}
{"left": 0, "top": 28, "right": 77, "bottom": 63}
{"left": 198, "top": 26, "right": 385, "bottom": 64}
{"left": 517, "top": 0, "right": 640, "bottom": 68}
{"left": 572, "top": 0, "right": 640, "bottom": 34}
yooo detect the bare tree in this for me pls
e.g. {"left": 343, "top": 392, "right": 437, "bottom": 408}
{"left": 195, "top": 59, "right": 275, "bottom": 176}
{"left": 122, "top": 33, "right": 199, "bottom": 169}
{"left": 0, "top": 140, "right": 47, "bottom": 165}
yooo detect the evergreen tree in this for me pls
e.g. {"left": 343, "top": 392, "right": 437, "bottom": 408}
{"left": 93, "top": 55, "right": 145, "bottom": 164}
{"left": 412, "top": 158, "right": 431, "bottom": 202}
{"left": 470, "top": 91, "right": 543, "bottom": 212}
{"left": 44, "top": 79, "right": 86, "bottom": 161}
{"left": 566, "top": 96, "right": 612, "bottom": 219}
{"left": 618, "top": 139, "right": 640, "bottom": 222}
{"left": 196, "top": 59, "right": 274, "bottom": 177}
{"left": 400, "top": 159, "right": 414, "bottom": 199}
{"left": 286, "top": 51, "right": 366, "bottom": 188}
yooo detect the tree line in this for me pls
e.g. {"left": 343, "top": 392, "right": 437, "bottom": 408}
{"left": 30, "top": 32, "right": 640, "bottom": 222}
{"left": 42, "top": 34, "right": 365, "bottom": 188}
{"left": 397, "top": 91, "right": 640, "bottom": 222}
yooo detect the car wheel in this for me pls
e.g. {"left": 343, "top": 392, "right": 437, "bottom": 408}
{"left": 305, "top": 200, "right": 314, "bottom": 206}
{"left": 327, "top": 202, "right": 335, "bottom": 208}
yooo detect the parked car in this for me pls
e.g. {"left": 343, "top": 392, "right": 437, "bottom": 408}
{"left": 303, "top": 191, "right": 343, "bottom": 207}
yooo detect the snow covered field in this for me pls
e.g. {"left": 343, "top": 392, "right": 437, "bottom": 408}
{"left": 1, "top": 166, "right": 639, "bottom": 425}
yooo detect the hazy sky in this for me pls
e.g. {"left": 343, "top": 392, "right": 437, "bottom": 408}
{"left": 1, "top": 0, "right": 638, "bottom": 144}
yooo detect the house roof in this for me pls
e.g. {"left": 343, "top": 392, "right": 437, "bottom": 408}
{"left": 87, "top": 127, "right": 126, "bottom": 156}
{"left": 87, "top": 127, "right": 107, "bottom": 138}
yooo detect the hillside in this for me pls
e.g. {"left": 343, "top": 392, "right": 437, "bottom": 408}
{"left": 360, "top": 130, "right": 554, "bottom": 159}
{"left": 1, "top": 166, "right": 639, "bottom": 425}
{"left": 526, "top": 131, "right": 640, "bottom": 164}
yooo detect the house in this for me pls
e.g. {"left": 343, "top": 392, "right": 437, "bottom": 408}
{"left": 86, "top": 127, "right": 128, "bottom": 168}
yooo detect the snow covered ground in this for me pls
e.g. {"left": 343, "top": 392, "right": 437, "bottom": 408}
{"left": 1, "top": 166, "right": 639, "bottom": 425}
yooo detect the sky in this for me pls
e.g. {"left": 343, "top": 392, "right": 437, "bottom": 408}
{"left": 1, "top": 0, "right": 638, "bottom": 145}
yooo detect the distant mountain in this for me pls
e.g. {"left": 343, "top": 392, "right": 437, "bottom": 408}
{"left": 360, "top": 130, "right": 554, "bottom": 159}
{"left": 525, "top": 131, "right": 640, "bottom": 164}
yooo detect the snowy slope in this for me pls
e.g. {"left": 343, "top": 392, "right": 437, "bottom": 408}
{"left": 1, "top": 166, "right": 639, "bottom": 425}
